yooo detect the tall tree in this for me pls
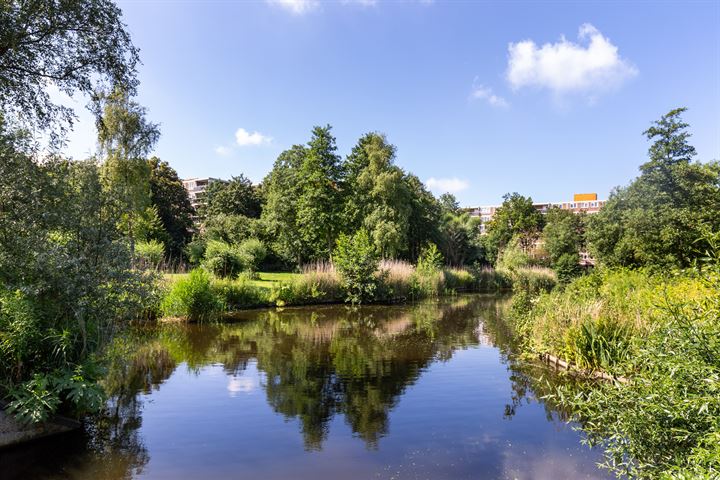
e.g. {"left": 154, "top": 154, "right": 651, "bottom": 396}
{"left": 95, "top": 87, "right": 160, "bottom": 255}
{"left": 405, "top": 174, "right": 443, "bottom": 261}
{"left": 484, "top": 193, "right": 543, "bottom": 264}
{"left": 588, "top": 108, "right": 720, "bottom": 268}
{"left": 0, "top": 0, "right": 139, "bottom": 144}
{"left": 440, "top": 210, "right": 483, "bottom": 266}
{"left": 147, "top": 157, "right": 194, "bottom": 258}
{"left": 201, "top": 174, "right": 261, "bottom": 220}
{"left": 344, "top": 133, "right": 411, "bottom": 257}
{"left": 261, "top": 145, "right": 308, "bottom": 265}
{"left": 296, "top": 125, "right": 344, "bottom": 261}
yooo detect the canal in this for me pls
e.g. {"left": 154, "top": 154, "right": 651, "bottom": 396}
{"left": 1, "top": 295, "right": 610, "bottom": 479}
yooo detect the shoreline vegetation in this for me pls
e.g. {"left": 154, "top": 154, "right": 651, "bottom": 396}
{"left": 157, "top": 261, "right": 554, "bottom": 321}
{"left": 503, "top": 239, "right": 720, "bottom": 478}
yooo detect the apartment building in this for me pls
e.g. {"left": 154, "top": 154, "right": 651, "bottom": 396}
{"left": 468, "top": 193, "right": 606, "bottom": 234}
{"left": 181, "top": 177, "right": 225, "bottom": 210}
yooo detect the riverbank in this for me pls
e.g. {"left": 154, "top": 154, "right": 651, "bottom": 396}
{"left": 504, "top": 262, "right": 720, "bottom": 479}
{"left": 157, "top": 264, "right": 553, "bottom": 321}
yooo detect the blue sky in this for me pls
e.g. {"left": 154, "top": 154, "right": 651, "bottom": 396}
{"left": 63, "top": 0, "right": 720, "bottom": 206}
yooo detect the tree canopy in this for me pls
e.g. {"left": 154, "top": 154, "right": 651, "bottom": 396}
{"left": 588, "top": 108, "right": 720, "bottom": 268}
{"left": 0, "top": 0, "right": 139, "bottom": 143}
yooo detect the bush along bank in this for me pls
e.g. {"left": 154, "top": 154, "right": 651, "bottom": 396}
{"left": 159, "top": 236, "right": 523, "bottom": 321}
{"left": 505, "top": 239, "right": 720, "bottom": 479}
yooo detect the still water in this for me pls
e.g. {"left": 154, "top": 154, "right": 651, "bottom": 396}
{"left": 2, "top": 295, "right": 610, "bottom": 479}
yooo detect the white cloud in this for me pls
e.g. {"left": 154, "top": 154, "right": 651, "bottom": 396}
{"left": 342, "top": 0, "right": 378, "bottom": 6}
{"left": 506, "top": 23, "right": 637, "bottom": 96}
{"left": 267, "top": 0, "right": 319, "bottom": 14}
{"left": 227, "top": 376, "right": 258, "bottom": 397}
{"left": 214, "top": 145, "right": 232, "bottom": 156}
{"left": 235, "top": 128, "right": 272, "bottom": 146}
{"left": 426, "top": 177, "right": 469, "bottom": 194}
{"left": 470, "top": 84, "right": 509, "bottom": 108}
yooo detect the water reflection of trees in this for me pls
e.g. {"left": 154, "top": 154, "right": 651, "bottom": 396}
{"left": 104, "top": 296, "right": 576, "bottom": 455}
{"left": 5, "top": 295, "right": 591, "bottom": 477}
{"left": 147, "top": 298, "right": 483, "bottom": 450}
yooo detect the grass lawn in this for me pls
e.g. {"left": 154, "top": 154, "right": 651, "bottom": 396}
{"left": 163, "top": 271, "right": 300, "bottom": 289}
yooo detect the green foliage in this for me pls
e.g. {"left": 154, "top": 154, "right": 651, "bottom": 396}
{"left": 0, "top": 0, "right": 140, "bottom": 143}
{"left": 160, "top": 269, "right": 220, "bottom": 321}
{"left": 554, "top": 252, "right": 582, "bottom": 284}
{"left": 553, "top": 252, "right": 720, "bottom": 478}
{"left": 95, "top": 87, "right": 160, "bottom": 256}
{"left": 440, "top": 208, "right": 484, "bottom": 266}
{"left": 203, "top": 213, "right": 262, "bottom": 245}
{"left": 543, "top": 207, "right": 585, "bottom": 282}
{"left": 587, "top": 108, "right": 720, "bottom": 269}
{"left": 411, "top": 244, "right": 445, "bottom": 298}
{"left": 562, "top": 316, "right": 633, "bottom": 370}
{"left": 200, "top": 174, "right": 261, "bottom": 220}
{"left": 261, "top": 128, "right": 445, "bottom": 267}
{"left": 203, "top": 240, "right": 245, "bottom": 278}
{"left": 443, "top": 268, "right": 475, "bottom": 291}
{"left": 295, "top": 125, "right": 345, "bottom": 260}
{"left": 8, "top": 365, "right": 105, "bottom": 425}
{"left": 185, "top": 238, "right": 206, "bottom": 266}
{"left": 509, "top": 267, "right": 557, "bottom": 297}
{"left": 485, "top": 193, "right": 544, "bottom": 264}
{"left": 333, "top": 229, "right": 380, "bottom": 304}
{"left": 212, "top": 278, "right": 269, "bottom": 311}
{"left": 0, "top": 118, "right": 157, "bottom": 422}
{"left": 135, "top": 239, "right": 165, "bottom": 268}
{"left": 496, "top": 236, "right": 533, "bottom": 272}
{"left": 343, "top": 133, "right": 412, "bottom": 257}
{"left": 417, "top": 243, "right": 443, "bottom": 275}
{"left": 236, "top": 238, "right": 267, "bottom": 274}
{"left": 147, "top": 157, "right": 194, "bottom": 258}
{"left": 202, "top": 238, "right": 267, "bottom": 278}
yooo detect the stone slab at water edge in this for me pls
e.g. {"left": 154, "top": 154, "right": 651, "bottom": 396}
{"left": 0, "top": 408, "right": 79, "bottom": 448}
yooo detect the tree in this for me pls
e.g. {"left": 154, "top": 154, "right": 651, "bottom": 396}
{"left": 440, "top": 211, "right": 483, "bottom": 266}
{"left": 405, "top": 174, "right": 443, "bottom": 261}
{"left": 0, "top": 116, "right": 152, "bottom": 422}
{"left": 201, "top": 174, "right": 262, "bottom": 220}
{"left": 0, "top": 0, "right": 139, "bottom": 144}
{"left": 484, "top": 193, "right": 543, "bottom": 264}
{"left": 543, "top": 207, "right": 585, "bottom": 281}
{"left": 439, "top": 193, "right": 460, "bottom": 214}
{"left": 147, "top": 158, "right": 194, "bottom": 259}
{"left": 261, "top": 144, "right": 308, "bottom": 266}
{"left": 95, "top": 87, "right": 160, "bottom": 255}
{"left": 588, "top": 108, "right": 720, "bottom": 268}
{"left": 333, "top": 229, "right": 380, "bottom": 305}
{"left": 344, "top": 133, "right": 412, "bottom": 257}
{"left": 295, "top": 125, "right": 344, "bottom": 261}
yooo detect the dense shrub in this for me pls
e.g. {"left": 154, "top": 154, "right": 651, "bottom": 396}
{"left": 553, "top": 249, "right": 720, "bottom": 478}
{"left": 160, "top": 269, "right": 220, "bottom": 321}
{"left": 0, "top": 127, "right": 157, "bottom": 423}
{"left": 203, "top": 240, "right": 245, "bottom": 278}
{"left": 185, "top": 238, "right": 206, "bottom": 266}
{"left": 135, "top": 239, "right": 165, "bottom": 268}
{"left": 236, "top": 238, "right": 267, "bottom": 275}
{"left": 333, "top": 229, "right": 380, "bottom": 304}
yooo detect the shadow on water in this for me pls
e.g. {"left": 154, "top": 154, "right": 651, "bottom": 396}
{"left": 1, "top": 295, "right": 608, "bottom": 479}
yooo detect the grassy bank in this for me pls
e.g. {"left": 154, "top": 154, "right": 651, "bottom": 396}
{"left": 505, "top": 256, "right": 720, "bottom": 478}
{"left": 158, "top": 262, "right": 531, "bottom": 321}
